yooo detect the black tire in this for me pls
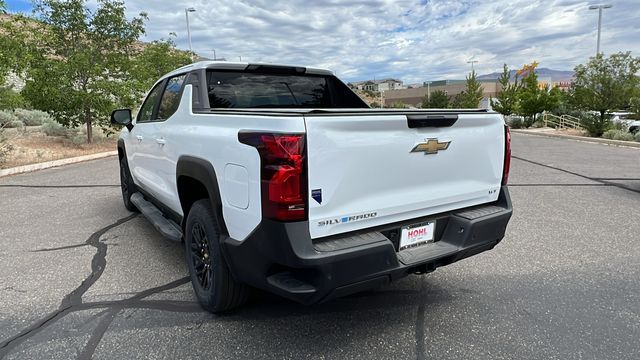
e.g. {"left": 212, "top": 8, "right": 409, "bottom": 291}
{"left": 119, "top": 156, "right": 138, "bottom": 212}
{"left": 185, "top": 199, "right": 249, "bottom": 313}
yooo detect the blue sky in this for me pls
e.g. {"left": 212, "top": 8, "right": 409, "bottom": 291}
{"left": 6, "top": 0, "right": 640, "bottom": 84}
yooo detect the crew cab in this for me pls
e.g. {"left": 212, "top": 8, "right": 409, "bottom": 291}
{"left": 110, "top": 61, "right": 513, "bottom": 313}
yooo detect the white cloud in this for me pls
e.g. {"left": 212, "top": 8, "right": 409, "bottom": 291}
{"left": 107, "top": 0, "right": 640, "bottom": 82}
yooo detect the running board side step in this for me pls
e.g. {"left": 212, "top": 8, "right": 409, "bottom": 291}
{"left": 130, "top": 192, "right": 183, "bottom": 242}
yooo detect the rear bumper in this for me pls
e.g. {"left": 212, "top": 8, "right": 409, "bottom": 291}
{"left": 222, "top": 187, "right": 513, "bottom": 304}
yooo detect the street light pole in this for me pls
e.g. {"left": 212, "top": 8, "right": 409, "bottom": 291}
{"left": 185, "top": 7, "right": 196, "bottom": 55}
{"left": 589, "top": 4, "right": 612, "bottom": 55}
{"left": 467, "top": 60, "right": 478, "bottom": 73}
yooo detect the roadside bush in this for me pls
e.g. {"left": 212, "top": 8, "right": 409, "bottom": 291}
{"left": 602, "top": 130, "right": 620, "bottom": 139}
{"left": 78, "top": 126, "right": 107, "bottom": 143}
{"left": 609, "top": 121, "right": 627, "bottom": 131}
{"left": 523, "top": 116, "right": 537, "bottom": 128}
{"left": 505, "top": 116, "right": 524, "bottom": 129}
{"left": 5, "top": 120, "right": 24, "bottom": 129}
{"left": 0, "top": 110, "right": 18, "bottom": 127}
{"left": 531, "top": 120, "right": 545, "bottom": 128}
{"left": 613, "top": 132, "right": 635, "bottom": 141}
{"left": 14, "top": 109, "right": 51, "bottom": 126}
{"left": 580, "top": 114, "right": 611, "bottom": 137}
{"left": 635, "top": 132, "right": 640, "bottom": 142}
{"left": 0, "top": 126, "right": 13, "bottom": 164}
{"left": 41, "top": 119, "right": 69, "bottom": 137}
{"left": 509, "top": 118, "right": 524, "bottom": 129}
{"left": 0, "top": 132, "right": 13, "bottom": 164}
{"left": 602, "top": 129, "right": 634, "bottom": 141}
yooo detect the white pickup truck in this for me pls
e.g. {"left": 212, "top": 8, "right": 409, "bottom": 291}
{"left": 111, "top": 61, "right": 513, "bottom": 313}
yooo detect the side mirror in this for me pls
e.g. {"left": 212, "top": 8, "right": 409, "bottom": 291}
{"left": 110, "top": 109, "right": 133, "bottom": 131}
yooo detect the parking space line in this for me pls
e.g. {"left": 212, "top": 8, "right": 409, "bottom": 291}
{"left": 0, "top": 184, "right": 119, "bottom": 189}
{"left": 512, "top": 156, "right": 640, "bottom": 195}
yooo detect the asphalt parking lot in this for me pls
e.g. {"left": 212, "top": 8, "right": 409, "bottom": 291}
{"left": 1, "top": 133, "right": 639, "bottom": 359}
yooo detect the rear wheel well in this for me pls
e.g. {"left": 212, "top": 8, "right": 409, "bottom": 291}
{"left": 177, "top": 176, "right": 210, "bottom": 219}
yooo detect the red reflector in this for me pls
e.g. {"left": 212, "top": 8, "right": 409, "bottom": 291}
{"left": 502, "top": 126, "right": 511, "bottom": 186}
{"left": 239, "top": 132, "right": 307, "bottom": 221}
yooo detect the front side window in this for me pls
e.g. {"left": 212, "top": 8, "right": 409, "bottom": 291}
{"left": 157, "top": 74, "right": 187, "bottom": 120}
{"left": 137, "top": 82, "right": 164, "bottom": 122}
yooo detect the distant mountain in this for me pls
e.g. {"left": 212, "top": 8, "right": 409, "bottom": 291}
{"left": 477, "top": 68, "right": 574, "bottom": 83}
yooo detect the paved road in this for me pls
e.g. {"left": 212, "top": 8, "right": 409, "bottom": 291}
{"left": 0, "top": 133, "right": 639, "bottom": 359}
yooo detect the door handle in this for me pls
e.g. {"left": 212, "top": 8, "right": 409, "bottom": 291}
{"left": 135, "top": 135, "right": 143, "bottom": 142}
{"left": 155, "top": 138, "right": 166, "bottom": 146}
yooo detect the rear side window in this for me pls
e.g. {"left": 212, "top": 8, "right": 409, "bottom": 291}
{"left": 206, "top": 70, "right": 368, "bottom": 108}
{"left": 157, "top": 74, "right": 187, "bottom": 120}
{"left": 137, "top": 82, "right": 164, "bottom": 122}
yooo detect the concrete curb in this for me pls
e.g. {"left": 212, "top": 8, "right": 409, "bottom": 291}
{"left": 511, "top": 129, "right": 640, "bottom": 149}
{"left": 0, "top": 151, "right": 117, "bottom": 178}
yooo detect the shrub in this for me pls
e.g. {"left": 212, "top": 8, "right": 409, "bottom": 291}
{"left": 41, "top": 119, "right": 68, "bottom": 136}
{"left": 67, "top": 132, "right": 87, "bottom": 146}
{"left": 602, "top": 129, "right": 634, "bottom": 141}
{"left": 505, "top": 116, "right": 524, "bottom": 129}
{"left": 14, "top": 109, "right": 51, "bottom": 126}
{"left": 0, "top": 126, "right": 13, "bottom": 164}
{"left": 580, "top": 114, "right": 611, "bottom": 137}
{"left": 613, "top": 132, "right": 634, "bottom": 141}
{"left": 635, "top": 132, "right": 640, "bottom": 142}
{"left": 0, "top": 110, "right": 18, "bottom": 127}
{"left": 531, "top": 120, "right": 545, "bottom": 128}
{"left": 602, "top": 130, "right": 622, "bottom": 139}
{"left": 523, "top": 116, "right": 537, "bottom": 128}
{"left": 5, "top": 120, "right": 24, "bottom": 129}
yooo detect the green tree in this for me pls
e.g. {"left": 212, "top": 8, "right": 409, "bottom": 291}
{"left": 0, "top": 0, "right": 5, "bottom": 13}
{"left": 629, "top": 97, "right": 640, "bottom": 119}
{"left": 421, "top": 89, "right": 449, "bottom": 108}
{"left": 456, "top": 70, "right": 483, "bottom": 108}
{"left": 22, "top": 0, "right": 147, "bottom": 143}
{"left": 131, "top": 35, "right": 192, "bottom": 98}
{"left": 0, "top": 87, "right": 28, "bottom": 110}
{"left": 545, "top": 86, "right": 563, "bottom": 114}
{"left": 571, "top": 52, "right": 640, "bottom": 123}
{"left": 518, "top": 68, "right": 547, "bottom": 127}
{"left": 491, "top": 64, "right": 521, "bottom": 116}
{"left": 0, "top": 14, "right": 22, "bottom": 83}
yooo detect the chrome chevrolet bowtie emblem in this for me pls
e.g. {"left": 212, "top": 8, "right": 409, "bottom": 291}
{"left": 410, "top": 139, "right": 451, "bottom": 155}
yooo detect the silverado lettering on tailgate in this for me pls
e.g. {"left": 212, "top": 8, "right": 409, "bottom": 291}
{"left": 318, "top": 212, "right": 378, "bottom": 227}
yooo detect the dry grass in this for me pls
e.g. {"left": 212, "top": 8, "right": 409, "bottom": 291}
{"left": 355, "top": 90, "right": 382, "bottom": 107}
{"left": 550, "top": 128, "right": 587, "bottom": 136}
{"left": 1, "top": 127, "right": 117, "bottom": 169}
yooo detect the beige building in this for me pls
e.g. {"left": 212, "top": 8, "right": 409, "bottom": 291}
{"left": 383, "top": 80, "right": 501, "bottom": 108}
{"left": 351, "top": 78, "right": 405, "bottom": 92}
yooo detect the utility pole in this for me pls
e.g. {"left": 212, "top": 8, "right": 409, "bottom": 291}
{"left": 210, "top": 49, "right": 216, "bottom": 60}
{"left": 185, "top": 7, "right": 196, "bottom": 55}
{"left": 589, "top": 4, "right": 612, "bottom": 55}
{"left": 467, "top": 59, "right": 478, "bottom": 72}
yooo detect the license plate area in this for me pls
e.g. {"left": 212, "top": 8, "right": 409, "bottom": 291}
{"left": 399, "top": 221, "right": 435, "bottom": 251}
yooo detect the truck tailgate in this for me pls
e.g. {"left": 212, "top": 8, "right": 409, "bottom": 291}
{"left": 305, "top": 111, "right": 505, "bottom": 239}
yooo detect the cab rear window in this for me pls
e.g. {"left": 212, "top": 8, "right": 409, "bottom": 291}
{"left": 205, "top": 70, "right": 368, "bottom": 108}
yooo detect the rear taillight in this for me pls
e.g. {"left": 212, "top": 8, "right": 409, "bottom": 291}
{"left": 502, "top": 125, "right": 511, "bottom": 186}
{"left": 239, "top": 132, "right": 307, "bottom": 221}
